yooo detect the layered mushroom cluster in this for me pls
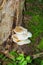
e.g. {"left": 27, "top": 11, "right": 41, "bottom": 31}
{"left": 12, "top": 26, "right": 32, "bottom": 45}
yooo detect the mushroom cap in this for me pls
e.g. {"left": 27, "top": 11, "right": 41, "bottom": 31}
{"left": 13, "top": 26, "right": 27, "bottom": 34}
{"left": 16, "top": 32, "right": 32, "bottom": 40}
{"left": 12, "top": 34, "right": 31, "bottom": 45}
{"left": 12, "top": 31, "right": 32, "bottom": 41}
{"left": 16, "top": 39, "right": 31, "bottom": 45}
{"left": 12, "top": 34, "right": 20, "bottom": 42}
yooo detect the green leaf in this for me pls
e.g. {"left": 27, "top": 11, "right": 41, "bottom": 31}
{"left": 0, "top": 54, "right": 3, "bottom": 58}
{"left": 41, "top": 60, "right": 43, "bottom": 65}
{"left": 26, "top": 56, "right": 32, "bottom": 63}
{"left": 20, "top": 58, "right": 25, "bottom": 63}
{"left": 16, "top": 56, "right": 23, "bottom": 61}
{"left": 10, "top": 51, "right": 17, "bottom": 56}
{"left": 16, "top": 54, "right": 24, "bottom": 61}
{"left": 19, "top": 54, "right": 24, "bottom": 57}
{"left": 19, "top": 60, "right": 27, "bottom": 65}
{"left": 38, "top": 38, "right": 43, "bottom": 50}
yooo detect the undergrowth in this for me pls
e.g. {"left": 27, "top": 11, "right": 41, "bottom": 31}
{"left": 0, "top": 51, "right": 43, "bottom": 65}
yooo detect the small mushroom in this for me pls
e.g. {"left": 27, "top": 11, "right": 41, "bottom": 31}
{"left": 12, "top": 34, "right": 20, "bottom": 42}
{"left": 16, "top": 39, "right": 31, "bottom": 45}
{"left": 12, "top": 34, "right": 31, "bottom": 45}
{"left": 16, "top": 32, "right": 32, "bottom": 40}
{"left": 13, "top": 26, "right": 27, "bottom": 34}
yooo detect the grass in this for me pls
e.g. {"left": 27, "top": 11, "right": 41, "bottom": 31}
{"left": 24, "top": 0, "right": 43, "bottom": 44}
{"left": 38, "top": 38, "right": 43, "bottom": 50}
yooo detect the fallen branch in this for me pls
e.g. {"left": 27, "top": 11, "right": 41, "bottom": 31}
{"left": 32, "top": 52, "right": 43, "bottom": 59}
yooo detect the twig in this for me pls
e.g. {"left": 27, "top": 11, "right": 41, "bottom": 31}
{"left": 0, "top": 50, "right": 43, "bottom": 61}
{"left": 32, "top": 52, "right": 43, "bottom": 59}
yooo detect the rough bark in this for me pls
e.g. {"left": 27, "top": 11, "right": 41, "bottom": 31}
{"left": 0, "top": 0, "right": 25, "bottom": 45}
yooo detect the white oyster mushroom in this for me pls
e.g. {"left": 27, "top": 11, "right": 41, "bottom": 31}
{"left": 13, "top": 26, "right": 27, "bottom": 34}
{"left": 12, "top": 34, "right": 20, "bottom": 43}
{"left": 12, "top": 34, "right": 31, "bottom": 45}
{"left": 16, "top": 32, "right": 32, "bottom": 40}
{"left": 17, "top": 39, "right": 31, "bottom": 45}
{"left": 27, "top": 32, "right": 32, "bottom": 38}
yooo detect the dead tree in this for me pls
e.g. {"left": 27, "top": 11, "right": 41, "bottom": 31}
{"left": 0, "top": 0, "right": 25, "bottom": 45}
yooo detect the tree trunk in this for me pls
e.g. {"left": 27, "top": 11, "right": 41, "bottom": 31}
{"left": 0, "top": 0, "right": 25, "bottom": 45}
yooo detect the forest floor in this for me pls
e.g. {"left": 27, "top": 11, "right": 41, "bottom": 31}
{"left": 0, "top": 0, "right": 43, "bottom": 65}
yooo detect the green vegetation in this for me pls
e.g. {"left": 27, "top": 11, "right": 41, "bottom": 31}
{"left": 38, "top": 38, "right": 43, "bottom": 50}
{"left": 0, "top": 51, "right": 32, "bottom": 65}
{"left": 26, "top": 15, "right": 43, "bottom": 43}
{"left": 24, "top": 0, "right": 43, "bottom": 43}
{"left": 0, "top": 51, "right": 43, "bottom": 65}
